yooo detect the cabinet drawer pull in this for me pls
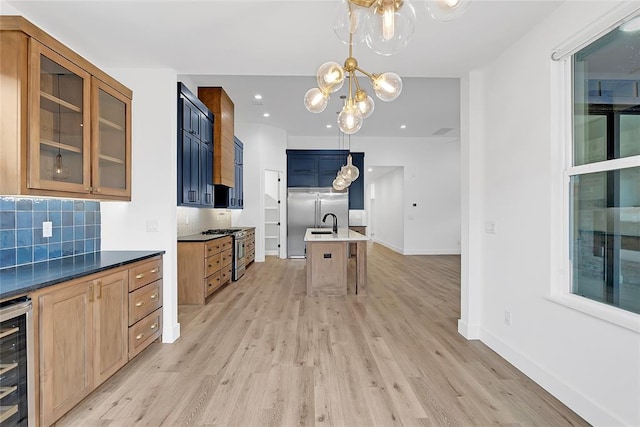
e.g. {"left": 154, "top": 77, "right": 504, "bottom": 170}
{"left": 150, "top": 294, "right": 157, "bottom": 299}
{"left": 135, "top": 301, "right": 144, "bottom": 307}
{"left": 150, "top": 323, "right": 158, "bottom": 330}
{"left": 136, "top": 333, "right": 145, "bottom": 340}
{"left": 136, "top": 273, "right": 144, "bottom": 279}
{"left": 208, "top": 264, "right": 212, "bottom": 268}
{"left": 150, "top": 268, "right": 159, "bottom": 273}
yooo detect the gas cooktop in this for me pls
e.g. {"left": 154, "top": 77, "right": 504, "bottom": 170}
{"left": 202, "top": 228, "right": 244, "bottom": 235}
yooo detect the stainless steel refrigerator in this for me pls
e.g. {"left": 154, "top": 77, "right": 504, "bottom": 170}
{"left": 287, "top": 187, "right": 349, "bottom": 258}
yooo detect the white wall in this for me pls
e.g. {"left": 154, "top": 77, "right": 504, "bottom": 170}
{"left": 462, "top": 1, "right": 640, "bottom": 425}
{"left": 370, "top": 168, "right": 404, "bottom": 252}
{"left": 232, "top": 123, "right": 288, "bottom": 260}
{"left": 288, "top": 136, "right": 461, "bottom": 255}
{"left": 99, "top": 68, "right": 180, "bottom": 343}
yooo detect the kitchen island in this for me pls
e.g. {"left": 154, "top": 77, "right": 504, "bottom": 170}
{"left": 304, "top": 228, "right": 367, "bottom": 296}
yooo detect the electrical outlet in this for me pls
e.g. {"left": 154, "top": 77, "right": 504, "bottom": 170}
{"left": 146, "top": 219, "right": 159, "bottom": 232}
{"left": 42, "top": 221, "right": 53, "bottom": 238}
{"left": 503, "top": 310, "right": 511, "bottom": 326}
{"left": 485, "top": 220, "right": 497, "bottom": 234}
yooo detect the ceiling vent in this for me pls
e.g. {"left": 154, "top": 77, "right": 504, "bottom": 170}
{"left": 432, "top": 127, "right": 454, "bottom": 136}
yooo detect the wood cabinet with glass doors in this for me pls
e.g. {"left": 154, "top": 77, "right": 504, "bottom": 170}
{"left": 0, "top": 17, "right": 132, "bottom": 200}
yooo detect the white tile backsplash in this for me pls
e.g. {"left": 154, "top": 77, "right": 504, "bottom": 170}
{"left": 177, "top": 207, "right": 232, "bottom": 236}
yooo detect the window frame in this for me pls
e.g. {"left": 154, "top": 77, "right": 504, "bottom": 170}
{"left": 548, "top": 10, "right": 640, "bottom": 333}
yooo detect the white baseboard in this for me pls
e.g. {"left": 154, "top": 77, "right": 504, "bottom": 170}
{"left": 162, "top": 322, "right": 181, "bottom": 343}
{"left": 372, "top": 239, "right": 404, "bottom": 254}
{"left": 481, "top": 327, "right": 627, "bottom": 426}
{"left": 404, "top": 249, "right": 462, "bottom": 255}
{"left": 457, "top": 319, "right": 481, "bottom": 339}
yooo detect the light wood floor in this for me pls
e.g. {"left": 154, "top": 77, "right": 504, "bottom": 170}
{"left": 57, "top": 243, "right": 588, "bottom": 426}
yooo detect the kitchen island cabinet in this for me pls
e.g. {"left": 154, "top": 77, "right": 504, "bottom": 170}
{"left": 304, "top": 228, "right": 367, "bottom": 296}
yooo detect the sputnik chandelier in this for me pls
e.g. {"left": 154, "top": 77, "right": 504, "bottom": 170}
{"left": 303, "top": 0, "right": 471, "bottom": 135}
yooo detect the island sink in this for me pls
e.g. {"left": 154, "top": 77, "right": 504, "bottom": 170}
{"left": 311, "top": 230, "right": 333, "bottom": 235}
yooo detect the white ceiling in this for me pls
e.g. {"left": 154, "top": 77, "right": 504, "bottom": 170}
{"left": 4, "top": 0, "right": 564, "bottom": 138}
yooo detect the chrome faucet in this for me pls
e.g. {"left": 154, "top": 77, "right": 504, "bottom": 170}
{"left": 322, "top": 213, "right": 338, "bottom": 233}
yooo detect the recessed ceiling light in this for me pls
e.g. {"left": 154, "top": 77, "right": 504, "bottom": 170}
{"left": 254, "top": 94, "right": 263, "bottom": 100}
{"left": 400, "top": 125, "right": 407, "bottom": 129}
{"left": 326, "top": 124, "right": 333, "bottom": 128}
{"left": 367, "top": 168, "right": 373, "bottom": 172}
{"left": 263, "top": 113, "right": 270, "bottom": 118}
{"left": 620, "top": 16, "right": 640, "bottom": 32}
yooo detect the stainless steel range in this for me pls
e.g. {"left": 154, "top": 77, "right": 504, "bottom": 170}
{"left": 202, "top": 228, "right": 246, "bottom": 281}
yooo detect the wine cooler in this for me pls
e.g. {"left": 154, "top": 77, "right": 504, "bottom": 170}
{"left": 0, "top": 298, "right": 34, "bottom": 426}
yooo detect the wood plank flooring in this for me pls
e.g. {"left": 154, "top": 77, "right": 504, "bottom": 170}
{"left": 56, "top": 243, "right": 588, "bottom": 426}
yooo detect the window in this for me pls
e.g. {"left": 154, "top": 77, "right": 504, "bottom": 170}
{"left": 569, "top": 18, "right": 640, "bottom": 315}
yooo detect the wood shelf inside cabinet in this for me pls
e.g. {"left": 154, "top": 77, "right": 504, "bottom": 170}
{"left": 0, "top": 386, "right": 17, "bottom": 400}
{"left": 0, "top": 405, "right": 18, "bottom": 423}
{"left": 0, "top": 363, "right": 17, "bottom": 375}
{"left": 98, "top": 154, "right": 125, "bottom": 164}
{"left": 40, "top": 91, "right": 81, "bottom": 113}
{"left": 40, "top": 139, "right": 82, "bottom": 154}
{"left": 99, "top": 116, "right": 125, "bottom": 131}
{"left": 0, "top": 327, "right": 18, "bottom": 339}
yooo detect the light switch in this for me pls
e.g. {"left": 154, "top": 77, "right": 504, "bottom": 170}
{"left": 43, "top": 221, "right": 53, "bottom": 238}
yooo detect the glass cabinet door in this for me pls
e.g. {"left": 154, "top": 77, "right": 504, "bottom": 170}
{"left": 28, "top": 40, "right": 91, "bottom": 193}
{"left": 91, "top": 78, "right": 131, "bottom": 198}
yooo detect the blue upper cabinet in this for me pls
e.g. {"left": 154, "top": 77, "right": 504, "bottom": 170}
{"left": 214, "top": 136, "right": 244, "bottom": 209}
{"left": 348, "top": 152, "right": 365, "bottom": 210}
{"left": 286, "top": 149, "right": 365, "bottom": 209}
{"left": 177, "top": 82, "right": 214, "bottom": 208}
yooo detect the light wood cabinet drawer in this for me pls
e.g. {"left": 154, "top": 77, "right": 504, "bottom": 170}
{"left": 205, "top": 253, "right": 222, "bottom": 277}
{"left": 205, "top": 239, "right": 223, "bottom": 256}
{"left": 129, "top": 308, "right": 162, "bottom": 360}
{"left": 221, "top": 248, "right": 233, "bottom": 267}
{"left": 128, "top": 279, "right": 162, "bottom": 326}
{"left": 221, "top": 264, "right": 233, "bottom": 284}
{"left": 129, "top": 258, "right": 162, "bottom": 291}
{"left": 205, "top": 271, "right": 221, "bottom": 297}
{"left": 220, "top": 236, "right": 233, "bottom": 251}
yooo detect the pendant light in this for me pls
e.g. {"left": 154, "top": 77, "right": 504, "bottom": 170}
{"left": 339, "top": 134, "right": 360, "bottom": 182}
{"left": 51, "top": 74, "right": 70, "bottom": 181}
{"left": 332, "top": 127, "right": 351, "bottom": 191}
{"left": 363, "top": 0, "right": 417, "bottom": 56}
{"left": 304, "top": 1, "right": 402, "bottom": 135}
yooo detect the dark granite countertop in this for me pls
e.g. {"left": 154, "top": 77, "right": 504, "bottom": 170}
{"left": 177, "top": 233, "right": 228, "bottom": 242}
{"left": 177, "top": 227, "right": 256, "bottom": 243}
{"left": 0, "top": 250, "right": 165, "bottom": 301}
